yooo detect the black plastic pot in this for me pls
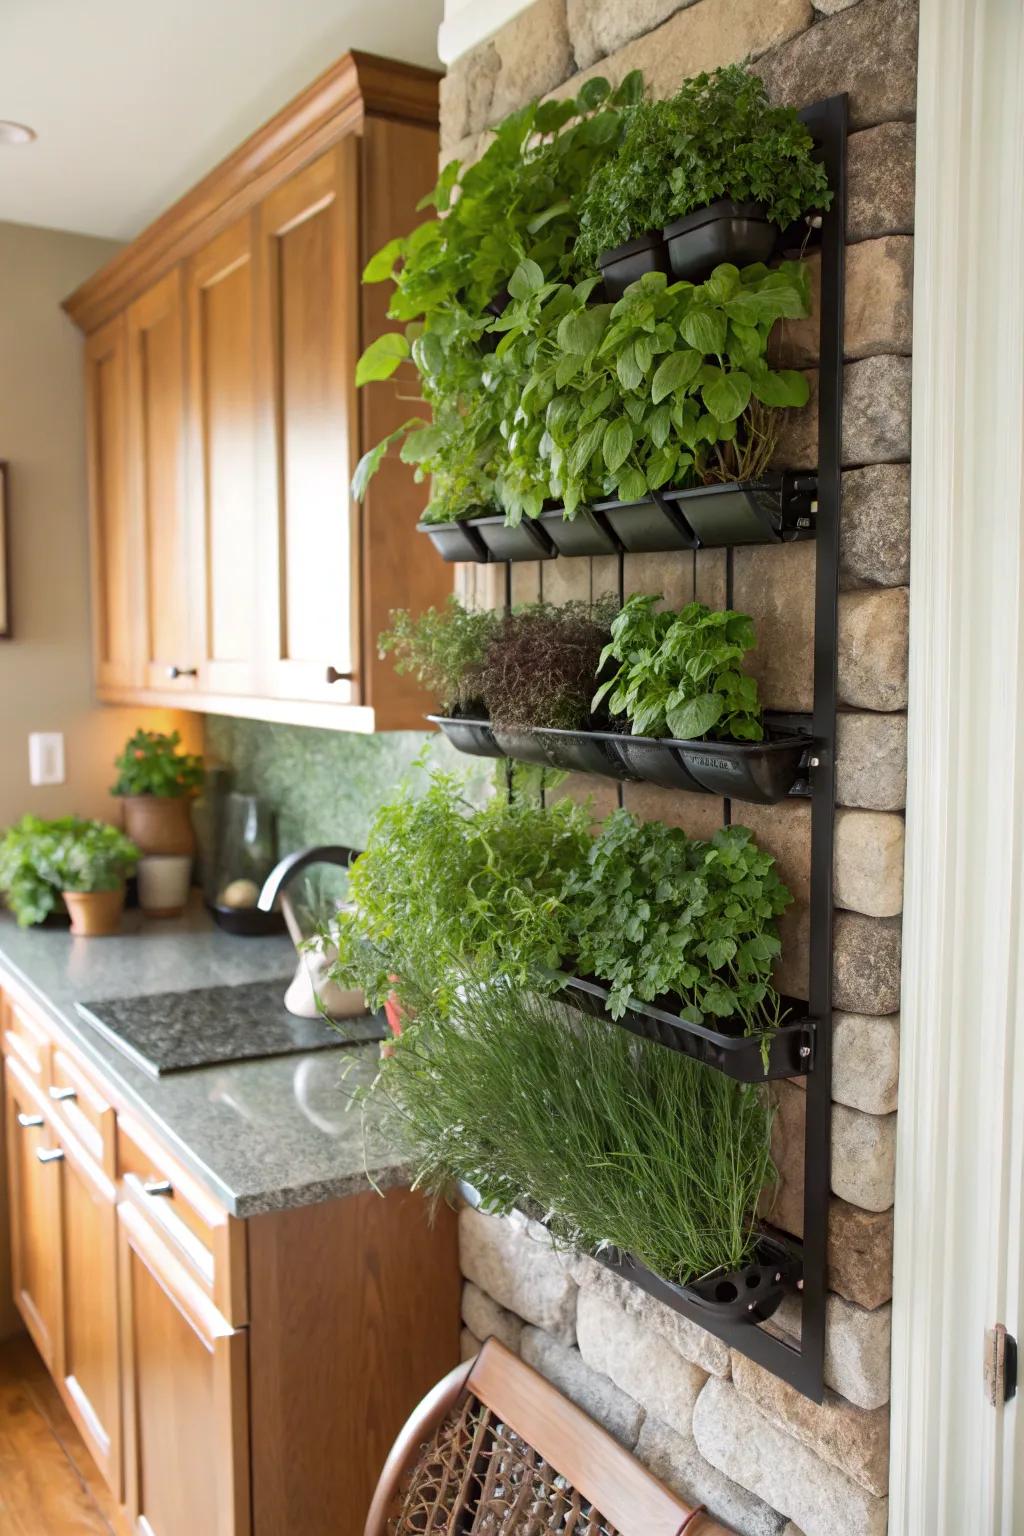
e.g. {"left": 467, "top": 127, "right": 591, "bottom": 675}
{"left": 531, "top": 727, "right": 630, "bottom": 778}
{"left": 673, "top": 731, "right": 813, "bottom": 803}
{"left": 663, "top": 200, "right": 777, "bottom": 283}
{"left": 490, "top": 725, "right": 554, "bottom": 766}
{"left": 474, "top": 514, "right": 556, "bottom": 563}
{"left": 595, "top": 490, "right": 698, "bottom": 554}
{"left": 418, "top": 520, "right": 489, "bottom": 563}
{"left": 608, "top": 734, "right": 705, "bottom": 792}
{"left": 538, "top": 504, "right": 621, "bottom": 558}
{"left": 598, "top": 1237, "right": 801, "bottom": 1327}
{"left": 664, "top": 476, "right": 816, "bottom": 548}
{"left": 427, "top": 715, "right": 503, "bottom": 760}
{"left": 597, "top": 230, "right": 670, "bottom": 301}
{"left": 561, "top": 973, "right": 817, "bottom": 1083}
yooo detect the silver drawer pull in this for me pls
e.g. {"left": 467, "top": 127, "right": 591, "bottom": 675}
{"left": 49, "top": 1085, "right": 77, "bottom": 1102}
{"left": 17, "top": 1112, "right": 44, "bottom": 1129}
{"left": 143, "top": 1179, "right": 174, "bottom": 1197}
{"left": 36, "top": 1147, "right": 64, "bottom": 1164}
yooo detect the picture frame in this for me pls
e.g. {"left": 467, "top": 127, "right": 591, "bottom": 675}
{"left": 0, "top": 462, "right": 8, "bottom": 638}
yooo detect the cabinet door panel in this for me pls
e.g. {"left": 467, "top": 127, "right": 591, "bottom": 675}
{"left": 85, "top": 315, "right": 140, "bottom": 693}
{"left": 4, "top": 1061, "right": 62, "bottom": 1370}
{"left": 59, "top": 1134, "right": 120, "bottom": 1495}
{"left": 119, "top": 1200, "right": 249, "bottom": 1536}
{"left": 255, "top": 142, "right": 360, "bottom": 704}
{"left": 127, "top": 269, "right": 194, "bottom": 693}
{"left": 187, "top": 218, "right": 260, "bottom": 696}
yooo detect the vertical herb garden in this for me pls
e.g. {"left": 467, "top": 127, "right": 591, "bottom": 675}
{"left": 337, "top": 68, "right": 847, "bottom": 1402}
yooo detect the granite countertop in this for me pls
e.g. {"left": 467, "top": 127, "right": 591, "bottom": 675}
{"left": 0, "top": 900, "right": 410, "bottom": 1218}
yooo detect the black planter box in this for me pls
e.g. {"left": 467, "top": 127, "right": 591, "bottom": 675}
{"left": 608, "top": 734, "right": 705, "bottom": 792}
{"left": 474, "top": 514, "right": 556, "bottom": 563}
{"left": 597, "top": 230, "right": 670, "bottom": 301}
{"left": 673, "top": 730, "right": 813, "bottom": 803}
{"left": 598, "top": 1236, "right": 801, "bottom": 1327}
{"left": 663, "top": 200, "right": 777, "bottom": 283}
{"left": 491, "top": 725, "right": 555, "bottom": 766}
{"left": 595, "top": 491, "right": 698, "bottom": 554}
{"left": 561, "top": 973, "right": 817, "bottom": 1083}
{"left": 664, "top": 477, "right": 816, "bottom": 548}
{"left": 538, "top": 504, "right": 621, "bottom": 558}
{"left": 531, "top": 727, "right": 631, "bottom": 778}
{"left": 418, "top": 520, "right": 490, "bottom": 563}
{"left": 428, "top": 715, "right": 503, "bottom": 759}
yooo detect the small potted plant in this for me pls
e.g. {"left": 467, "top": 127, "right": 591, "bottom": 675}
{"left": 0, "top": 815, "right": 70, "bottom": 927}
{"left": 574, "top": 67, "right": 832, "bottom": 295}
{"left": 111, "top": 730, "right": 204, "bottom": 855}
{"left": 36, "top": 819, "right": 138, "bottom": 936}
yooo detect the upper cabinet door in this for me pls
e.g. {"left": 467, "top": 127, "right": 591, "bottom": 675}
{"left": 85, "top": 315, "right": 141, "bottom": 694}
{"left": 186, "top": 219, "right": 260, "bottom": 699}
{"left": 254, "top": 141, "right": 361, "bottom": 705}
{"left": 126, "top": 270, "right": 195, "bottom": 693}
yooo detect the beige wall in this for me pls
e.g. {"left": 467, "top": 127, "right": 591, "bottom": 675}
{"left": 0, "top": 219, "right": 197, "bottom": 830}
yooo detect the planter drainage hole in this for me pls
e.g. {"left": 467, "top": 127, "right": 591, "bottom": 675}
{"left": 745, "top": 1272, "right": 762, "bottom": 1289}
{"left": 715, "top": 1280, "right": 739, "bottom": 1303}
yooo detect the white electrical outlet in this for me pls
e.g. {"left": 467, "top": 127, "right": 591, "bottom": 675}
{"left": 28, "top": 732, "right": 65, "bottom": 786}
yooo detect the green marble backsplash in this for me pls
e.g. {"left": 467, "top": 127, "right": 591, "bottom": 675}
{"left": 202, "top": 716, "right": 491, "bottom": 856}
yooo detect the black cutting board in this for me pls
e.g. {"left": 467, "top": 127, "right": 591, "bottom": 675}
{"left": 75, "top": 978, "right": 386, "bottom": 1078}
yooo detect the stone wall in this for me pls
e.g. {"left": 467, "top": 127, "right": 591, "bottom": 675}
{"left": 441, "top": 3, "right": 915, "bottom": 1532}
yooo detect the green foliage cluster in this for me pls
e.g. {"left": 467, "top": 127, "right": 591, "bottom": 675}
{"left": 361, "top": 979, "right": 776, "bottom": 1282}
{"left": 566, "top": 812, "right": 790, "bottom": 1025}
{"left": 0, "top": 815, "right": 138, "bottom": 926}
{"left": 352, "top": 63, "right": 824, "bottom": 529}
{"left": 111, "top": 730, "right": 205, "bottom": 799}
{"left": 327, "top": 771, "right": 790, "bottom": 1039}
{"left": 594, "top": 594, "right": 762, "bottom": 741}
{"left": 379, "top": 596, "right": 499, "bottom": 712}
{"left": 327, "top": 772, "right": 592, "bottom": 1015}
{"left": 353, "top": 73, "right": 642, "bottom": 525}
{"left": 470, "top": 599, "right": 617, "bottom": 730}
{"left": 493, "top": 260, "right": 809, "bottom": 524}
{"left": 575, "top": 66, "right": 832, "bottom": 266}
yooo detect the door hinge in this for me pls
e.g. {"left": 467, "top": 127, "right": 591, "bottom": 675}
{"left": 984, "top": 1324, "right": 1018, "bottom": 1405}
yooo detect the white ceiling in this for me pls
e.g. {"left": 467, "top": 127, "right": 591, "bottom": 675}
{"left": 0, "top": 0, "right": 443, "bottom": 242}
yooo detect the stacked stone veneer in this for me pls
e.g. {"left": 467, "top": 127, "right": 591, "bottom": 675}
{"left": 444, "top": 3, "right": 915, "bottom": 1532}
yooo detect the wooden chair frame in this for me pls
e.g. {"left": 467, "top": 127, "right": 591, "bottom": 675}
{"left": 365, "top": 1337, "right": 733, "bottom": 1536}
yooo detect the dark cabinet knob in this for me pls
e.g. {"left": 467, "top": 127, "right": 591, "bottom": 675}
{"left": 325, "top": 666, "right": 345, "bottom": 684}
{"left": 167, "top": 665, "right": 198, "bottom": 680}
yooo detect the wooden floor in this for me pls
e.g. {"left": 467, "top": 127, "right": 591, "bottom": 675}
{"left": 0, "top": 1334, "right": 127, "bottom": 1535}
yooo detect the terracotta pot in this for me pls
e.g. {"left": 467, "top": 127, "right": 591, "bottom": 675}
{"left": 121, "top": 795, "right": 195, "bottom": 857}
{"left": 63, "top": 887, "right": 125, "bottom": 937}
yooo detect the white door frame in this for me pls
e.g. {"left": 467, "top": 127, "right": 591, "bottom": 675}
{"left": 890, "top": 0, "right": 1024, "bottom": 1530}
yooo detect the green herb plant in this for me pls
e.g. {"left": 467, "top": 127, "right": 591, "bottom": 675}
{"left": 594, "top": 593, "right": 763, "bottom": 741}
{"left": 492, "top": 260, "right": 810, "bottom": 525}
{"left": 379, "top": 597, "right": 499, "bottom": 713}
{"left": 575, "top": 65, "right": 832, "bottom": 266}
{"left": 472, "top": 598, "right": 617, "bottom": 730}
{"left": 111, "top": 730, "right": 205, "bottom": 798}
{"left": 567, "top": 812, "right": 791, "bottom": 1028}
{"left": 43, "top": 820, "right": 138, "bottom": 894}
{"left": 0, "top": 815, "right": 138, "bottom": 925}
{"left": 326, "top": 771, "right": 591, "bottom": 1016}
{"left": 359, "top": 978, "right": 776, "bottom": 1283}
{"left": 352, "top": 74, "right": 643, "bottom": 524}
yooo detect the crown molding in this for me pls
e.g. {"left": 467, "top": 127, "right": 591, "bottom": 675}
{"left": 63, "top": 49, "right": 439, "bottom": 333}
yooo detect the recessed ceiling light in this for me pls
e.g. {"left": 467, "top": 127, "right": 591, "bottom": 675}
{"left": 0, "top": 121, "right": 36, "bottom": 146}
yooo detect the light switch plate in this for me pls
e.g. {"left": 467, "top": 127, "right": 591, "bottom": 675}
{"left": 28, "top": 732, "right": 65, "bottom": 786}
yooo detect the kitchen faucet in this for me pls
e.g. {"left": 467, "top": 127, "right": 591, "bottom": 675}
{"left": 257, "top": 845, "right": 358, "bottom": 911}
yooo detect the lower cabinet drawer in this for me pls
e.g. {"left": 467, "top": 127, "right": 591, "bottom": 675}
{"left": 3, "top": 996, "right": 51, "bottom": 1084}
{"left": 49, "top": 1046, "right": 115, "bottom": 1176}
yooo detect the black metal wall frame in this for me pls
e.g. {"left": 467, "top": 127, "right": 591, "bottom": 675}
{"left": 498, "top": 95, "right": 846, "bottom": 1402}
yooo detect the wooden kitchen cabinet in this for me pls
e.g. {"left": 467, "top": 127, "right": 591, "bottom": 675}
{"left": 56, "top": 1125, "right": 122, "bottom": 1496}
{"left": 65, "top": 52, "right": 452, "bottom": 732}
{"left": 119, "top": 1199, "right": 249, "bottom": 1536}
{"left": 4, "top": 1059, "right": 63, "bottom": 1373}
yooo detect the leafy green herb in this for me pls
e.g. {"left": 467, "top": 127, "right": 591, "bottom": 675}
{"left": 357, "top": 977, "right": 776, "bottom": 1282}
{"left": 593, "top": 593, "right": 763, "bottom": 741}
{"left": 379, "top": 597, "right": 499, "bottom": 712}
{"left": 575, "top": 66, "right": 832, "bottom": 267}
{"left": 566, "top": 812, "right": 791, "bottom": 1027}
{"left": 492, "top": 261, "right": 810, "bottom": 524}
{"left": 111, "top": 730, "right": 205, "bottom": 798}
{"left": 0, "top": 815, "right": 138, "bottom": 924}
